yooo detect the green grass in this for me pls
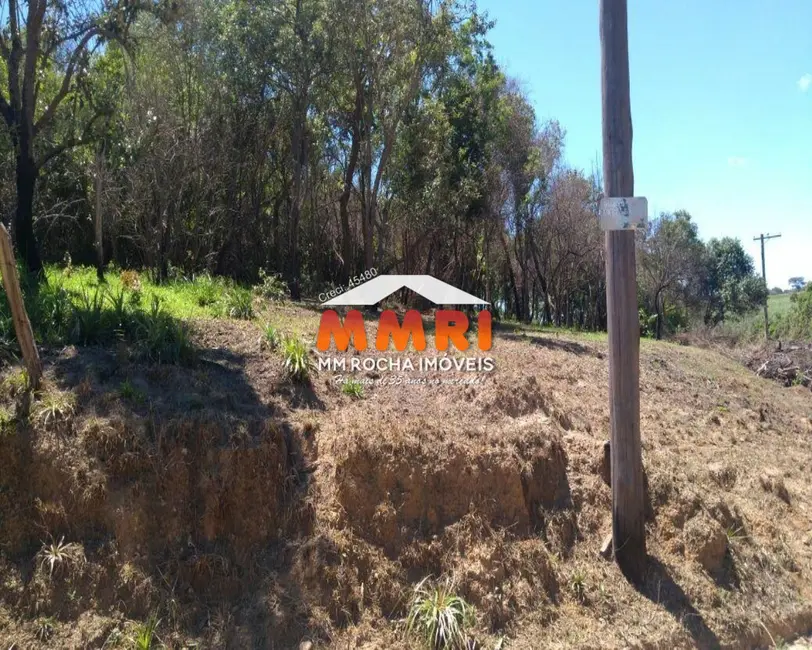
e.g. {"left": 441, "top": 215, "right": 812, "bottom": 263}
{"left": 0, "top": 265, "right": 270, "bottom": 365}
{"left": 768, "top": 292, "right": 794, "bottom": 318}
{"left": 48, "top": 266, "right": 222, "bottom": 320}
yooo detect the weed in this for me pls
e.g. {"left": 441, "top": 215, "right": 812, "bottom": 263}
{"left": 129, "top": 612, "right": 162, "bottom": 650}
{"left": 342, "top": 378, "right": 365, "bottom": 399}
{"left": 120, "top": 380, "right": 147, "bottom": 404}
{"left": 36, "top": 616, "right": 55, "bottom": 641}
{"left": 282, "top": 336, "right": 315, "bottom": 382}
{"left": 262, "top": 323, "right": 282, "bottom": 351}
{"left": 71, "top": 288, "right": 107, "bottom": 344}
{"left": 225, "top": 287, "right": 254, "bottom": 320}
{"left": 726, "top": 525, "right": 748, "bottom": 546}
{"left": 2, "top": 369, "right": 29, "bottom": 397}
{"left": 32, "top": 389, "right": 76, "bottom": 428}
{"left": 405, "top": 576, "right": 475, "bottom": 650}
{"left": 0, "top": 406, "right": 15, "bottom": 434}
{"left": 37, "top": 537, "right": 83, "bottom": 579}
{"left": 191, "top": 273, "right": 222, "bottom": 308}
{"left": 254, "top": 269, "right": 289, "bottom": 301}
{"left": 569, "top": 569, "right": 587, "bottom": 602}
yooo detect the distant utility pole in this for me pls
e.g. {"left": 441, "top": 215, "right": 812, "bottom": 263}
{"left": 599, "top": 0, "right": 647, "bottom": 582}
{"left": 754, "top": 233, "right": 781, "bottom": 340}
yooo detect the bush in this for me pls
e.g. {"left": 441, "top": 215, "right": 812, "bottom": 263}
{"left": 225, "top": 287, "right": 254, "bottom": 320}
{"left": 405, "top": 577, "right": 475, "bottom": 650}
{"left": 282, "top": 335, "right": 314, "bottom": 382}
{"left": 191, "top": 273, "right": 222, "bottom": 308}
{"left": 254, "top": 269, "right": 289, "bottom": 302}
{"left": 262, "top": 323, "right": 282, "bottom": 351}
{"left": 772, "top": 284, "right": 812, "bottom": 340}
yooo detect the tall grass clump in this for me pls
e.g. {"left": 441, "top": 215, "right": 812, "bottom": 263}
{"left": 405, "top": 577, "right": 475, "bottom": 650}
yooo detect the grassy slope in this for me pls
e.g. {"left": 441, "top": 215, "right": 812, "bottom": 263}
{"left": 0, "top": 268, "right": 811, "bottom": 649}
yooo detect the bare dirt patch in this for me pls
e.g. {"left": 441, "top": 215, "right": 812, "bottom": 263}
{"left": 1, "top": 309, "right": 811, "bottom": 648}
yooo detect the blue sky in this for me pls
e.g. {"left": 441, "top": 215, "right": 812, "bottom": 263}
{"left": 476, "top": 0, "right": 811, "bottom": 289}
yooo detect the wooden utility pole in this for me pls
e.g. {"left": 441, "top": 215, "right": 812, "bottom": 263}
{"left": 0, "top": 224, "right": 42, "bottom": 389}
{"left": 753, "top": 233, "right": 781, "bottom": 340}
{"left": 600, "top": 0, "right": 647, "bottom": 582}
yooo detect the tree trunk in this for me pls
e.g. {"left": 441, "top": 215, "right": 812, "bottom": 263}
{"left": 14, "top": 151, "right": 42, "bottom": 275}
{"left": 340, "top": 79, "right": 363, "bottom": 282}
{"left": 94, "top": 147, "right": 105, "bottom": 281}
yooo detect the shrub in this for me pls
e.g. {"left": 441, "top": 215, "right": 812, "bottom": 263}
{"left": 254, "top": 269, "right": 289, "bottom": 301}
{"left": 191, "top": 273, "right": 222, "bottom": 307}
{"left": 405, "top": 577, "right": 475, "bottom": 650}
{"left": 225, "top": 287, "right": 254, "bottom": 320}
{"left": 131, "top": 297, "right": 195, "bottom": 364}
{"left": 37, "top": 537, "right": 84, "bottom": 579}
{"left": 71, "top": 288, "right": 107, "bottom": 344}
{"left": 33, "top": 389, "right": 76, "bottom": 428}
{"left": 282, "top": 335, "right": 314, "bottom": 382}
{"left": 262, "top": 323, "right": 282, "bottom": 351}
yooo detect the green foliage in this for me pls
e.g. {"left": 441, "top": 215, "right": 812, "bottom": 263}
{"left": 772, "top": 283, "right": 812, "bottom": 340}
{"left": 254, "top": 269, "right": 289, "bottom": 301}
{"left": 341, "top": 378, "right": 365, "bottom": 399}
{"left": 262, "top": 323, "right": 282, "bottom": 350}
{"left": 0, "top": 267, "right": 198, "bottom": 365}
{"left": 281, "top": 335, "right": 315, "bottom": 382}
{"left": 405, "top": 577, "right": 475, "bottom": 650}
{"left": 129, "top": 612, "right": 162, "bottom": 650}
{"left": 224, "top": 287, "right": 254, "bottom": 320}
{"left": 703, "top": 237, "right": 767, "bottom": 323}
{"left": 120, "top": 380, "right": 147, "bottom": 404}
{"left": 190, "top": 273, "right": 223, "bottom": 308}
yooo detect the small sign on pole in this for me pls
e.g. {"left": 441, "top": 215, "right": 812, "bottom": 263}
{"left": 599, "top": 197, "right": 648, "bottom": 231}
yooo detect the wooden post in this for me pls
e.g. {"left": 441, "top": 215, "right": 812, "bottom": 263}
{"left": 754, "top": 233, "right": 781, "bottom": 340}
{"left": 0, "top": 224, "right": 42, "bottom": 390}
{"left": 600, "top": 0, "right": 647, "bottom": 582}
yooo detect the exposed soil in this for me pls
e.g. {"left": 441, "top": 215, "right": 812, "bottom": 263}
{"left": 1, "top": 308, "right": 812, "bottom": 649}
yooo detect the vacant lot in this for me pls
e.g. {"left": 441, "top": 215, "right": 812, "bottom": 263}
{"left": 0, "top": 273, "right": 811, "bottom": 649}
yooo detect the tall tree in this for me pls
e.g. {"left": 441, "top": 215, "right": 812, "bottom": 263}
{"left": 0, "top": 0, "right": 157, "bottom": 273}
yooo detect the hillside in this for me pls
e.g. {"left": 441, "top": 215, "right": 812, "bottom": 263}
{"left": 1, "top": 295, "right": 811, "bottom": 649}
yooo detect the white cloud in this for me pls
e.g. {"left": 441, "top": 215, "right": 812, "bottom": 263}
{"left": 727, "top": 156, "right": 749, "bottom": 168}
{"left": 797, "top": 73, "right": 812, "bottom": 92}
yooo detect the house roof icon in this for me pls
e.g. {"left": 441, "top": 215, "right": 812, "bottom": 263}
{"left": 321, "top": 275, "right": 489, "bottom": 306}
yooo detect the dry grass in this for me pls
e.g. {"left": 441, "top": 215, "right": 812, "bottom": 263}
{"left": 0, "top": 304, "right": 811, "bottom": 648}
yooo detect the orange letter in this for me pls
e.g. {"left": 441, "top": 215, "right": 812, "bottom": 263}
{"left": 435, "top": 310, "right": 469, "bottom": 351}
{"left": 376, "top": 310, "right": 426, "bottom": 351}
{"left": 477, "top": 310, "right": 492, "bottom": 350}
{"left": 317, "top": 310, "right": 367, "bottom": 351}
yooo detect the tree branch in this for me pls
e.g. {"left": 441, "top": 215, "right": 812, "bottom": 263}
{"left": 36, "top": 109, "right": 108, "bottom": 169}
{"left": 34, "top": 27, "right": 101, "bottom": 135}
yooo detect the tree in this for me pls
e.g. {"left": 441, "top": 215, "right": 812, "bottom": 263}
{"left": 702, "top": 237, "right": 767, "bottom": 323}
{"left": 637, "top": 210, "right": 703, "bottom": 339}
{"left": 789, "top": 277, "right": 806, "bottom": 292}
{"left": 0, "top": 0, "right": 162, "bottom": 274}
